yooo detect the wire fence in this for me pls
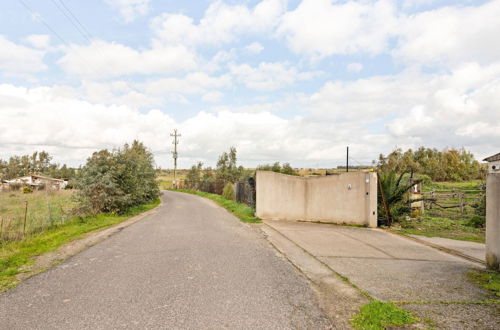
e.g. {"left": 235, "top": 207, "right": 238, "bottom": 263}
{"left": 0, "top": 190, "right": 74, "bottom": 243}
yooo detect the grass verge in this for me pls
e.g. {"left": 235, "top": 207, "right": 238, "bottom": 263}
{"left": 395, "top": 216, "right": 485, "bottom": 243}
{"left": 468, "top": 269, "right": 500, "bottom": 297}
{"left": 173, "top": 189, "right": 261, "bottom": 223}
{"left": 0, "top": 199, "right": 160, "bottom": 293}
{"left": 351, "top": 301, "right": 418, "bottom": 330}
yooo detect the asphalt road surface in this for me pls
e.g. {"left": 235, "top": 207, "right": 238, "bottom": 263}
{"left": 0, "top": 191, "right": 331, "bottom": 329}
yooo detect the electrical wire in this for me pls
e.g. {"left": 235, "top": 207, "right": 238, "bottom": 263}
{"left": 50, "top": 0, "right": 92, "bottom": 44}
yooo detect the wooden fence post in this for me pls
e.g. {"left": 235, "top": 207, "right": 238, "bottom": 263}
{"left": 23, "top": 200, "right": 28, "bottom": 238}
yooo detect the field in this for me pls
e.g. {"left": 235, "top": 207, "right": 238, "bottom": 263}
{"left": 0, "top": 190, "right": 75, "bottom": 242}
{"left": 157, "top": 169, "right": 188, "bottom": 189}
{"left": 398, "top": 180, "right": 486, "bottom": 242}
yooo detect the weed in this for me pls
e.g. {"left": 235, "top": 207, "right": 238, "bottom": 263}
{"left": 468, "top": 269, "right": 500, "bottom": 297}
{"left": 351, "top": 301, "right": 418, "bottom": 330}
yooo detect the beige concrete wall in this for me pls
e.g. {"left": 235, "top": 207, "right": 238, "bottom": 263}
{"left": 256, "top": 171, "right": 377, "bottom": 227}
{"left": 486, "top": 174, "right": 500, "bottom": 271}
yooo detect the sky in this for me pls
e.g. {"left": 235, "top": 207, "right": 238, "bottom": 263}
{"left": 0, "top": 0, "right": 499, "bottom": 169}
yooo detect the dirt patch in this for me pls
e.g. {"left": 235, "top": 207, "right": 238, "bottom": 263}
{"left": 16, "top": 206, "right": 160, "bottom": 282}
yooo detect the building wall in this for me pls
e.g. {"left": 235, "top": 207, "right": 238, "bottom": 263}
{"left": 486, "top": 173, "right": 500, "bottom": 271}
{"left": 256, "top": 171, "right": 378, "bottom": 227}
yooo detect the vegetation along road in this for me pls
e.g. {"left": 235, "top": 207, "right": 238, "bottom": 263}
{"left": 0, "top": 191, "right": 331, "bottom": 329}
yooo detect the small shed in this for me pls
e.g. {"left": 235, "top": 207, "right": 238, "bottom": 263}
{"left": 483, "top": 153, "right": 500, "bottom": 174}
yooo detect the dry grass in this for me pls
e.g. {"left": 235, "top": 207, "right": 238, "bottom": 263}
{"left": 0, "top": 190, "right": 75, "bottom": 241}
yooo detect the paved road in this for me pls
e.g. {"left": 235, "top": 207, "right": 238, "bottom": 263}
{"left": 0, "top": 191, "right": 331, "bottom": 329}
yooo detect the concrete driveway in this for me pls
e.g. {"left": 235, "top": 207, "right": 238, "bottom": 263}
{"left": 264, "top": 220, "right": 500, "bottom": 329}
{"left": 0, "top": 192, "right": 331, "bottom": 329}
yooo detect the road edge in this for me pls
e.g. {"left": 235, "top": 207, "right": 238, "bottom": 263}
{"left": 12, "top": 199, "right": 162, "bottom": 286}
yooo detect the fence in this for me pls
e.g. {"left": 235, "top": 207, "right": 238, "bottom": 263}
{"left": 0, "top": 190, "right": 74, "bottom": 243}
{"left": 234, "top": 180, "right": 255, "bottom": 208}
{"left": 423, "top": 190, "right": 484, "bottom": 219}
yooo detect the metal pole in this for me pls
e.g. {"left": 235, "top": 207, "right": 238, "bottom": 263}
{"left": 346, "top": 146, "right": 349, "bottom": 172}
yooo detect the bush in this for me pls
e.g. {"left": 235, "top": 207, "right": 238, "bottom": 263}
{"left": 22, "top": 186, "right": 33, "bottom": 194}
{"left": 466, "top": 216, "right": 485, "bottom": 228}
{"left": 222, "top": 183, "right": 235, "bottom": 201}
{"left": 9, "top": 183, "right": 21, "bottom": 191}
{"left": 75, "top": 140, "right": 160, "bottom": 215}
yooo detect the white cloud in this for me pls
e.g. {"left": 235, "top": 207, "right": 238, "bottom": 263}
{"left": 278, "top": 0, "right": 397, "bottom": 58}
{"left": 58, "top": 40, "right": 197, "bottom": 79}
{"left": 0, "top": 84, "right": 175, "bottom": 165}
{"left": 202, "top": 91, "right": 224, "bottom": 102}
{"left": 151, "top": 0, "right": 287, "bottom": 47}
{"left": 229, "top": 62, "right": 318, "bottom": 91}
{"left": 0, "top": 36, "right": 47, "bottom": 73}
{"left": 394, "top": 0, "right": 500, "bottom": 67}
{"left": 105, "top": 0, "right": 150, "bottom": 23}
{"left": 245, "top": 42, "right": 264, "bottom": 54}
{"left": 141, "top": 72, "right": 231, "bottom": 96}
{"left": 24, "top": 34, "right": 50, "bottom": 49}
{"left": 347, "top": 62, "right": 363, "bottom": 72}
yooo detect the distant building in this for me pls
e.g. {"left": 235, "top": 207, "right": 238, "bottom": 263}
{"left": 3, "top": 174, "right": 68, "bottom": 191}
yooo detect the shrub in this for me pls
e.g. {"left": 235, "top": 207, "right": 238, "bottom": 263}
{"left": 466, "top": 216, "right": 485, "bottom": 228}
{"left": 22, "top": 186, "right": 33, "bottom": 194}
{"left": 75, "top": 140, "right": 160, "bottom": 215}
{"left": 9, "top": 183, "right": 21, "bottom": 191}
{"left": 222, "top": 183, "right": 235, "bottom": 201}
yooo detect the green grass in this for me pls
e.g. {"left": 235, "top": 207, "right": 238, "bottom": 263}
{"left": 468, "top": 269, "right": 500, "bottom": 297}
{"left": 351, "top": 301, "right": 418, "bottom": 330}
{"left": 397, "top": 216, "right": 485, "bottom": 243}
{"left": 423, "top": 180, "right": 484, "bottom": 192}
{"left": 0, "top": 199, "right": 160, "bottom": 293}
{"left": 173, "top": 189, "right": 261, "bottom": 223}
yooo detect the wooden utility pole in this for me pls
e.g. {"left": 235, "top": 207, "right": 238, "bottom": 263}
{"left": 170, "top": 129, "right": 181, "bottom": 188}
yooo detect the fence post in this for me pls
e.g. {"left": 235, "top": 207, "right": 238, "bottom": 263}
{"left": 0, "top": 217, "right": 3, "bottom": 241}
{"left": 23, "top": 200, "right": 28, "bottom": 238}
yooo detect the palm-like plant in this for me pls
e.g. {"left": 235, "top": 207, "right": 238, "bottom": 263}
{"left": 377, "top": 170, "right": 421, "bottom": 226}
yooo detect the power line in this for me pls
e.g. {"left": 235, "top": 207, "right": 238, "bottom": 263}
{"left": 18, "top": 0, "right": 71, "bottom": 47}
{"left": 50, "top": 0, "right": 92, "bottom": 44}
{"left": 57, "top": 0, "right": 95, "bottom": 41}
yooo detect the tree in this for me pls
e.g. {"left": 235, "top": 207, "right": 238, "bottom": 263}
{"left": 257, "top": 162, "right": 298, "bottom": 176}
{"left": 75, "top": 141, "right": 159, "bottom": 215}
{"left": 185, "top": 162, "right": 203, "bottom": 189}
{"left": 214, "top": 147, "right": 244, "bottom": 193}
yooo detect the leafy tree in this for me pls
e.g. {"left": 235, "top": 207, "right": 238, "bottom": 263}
{"left": 185, "top": 162, "right": 203, "bottom": 189}
{"left": 214, "top": 147, "right": 244, "bottom": 193}
{"left": 75, "top": 141, "right": 159, "bottom": 215}
{"left": 377, "top": 147, "right": 485, "bottom": 182}
{"left": 257, "top": 162, "right": 298, "bottom": 176}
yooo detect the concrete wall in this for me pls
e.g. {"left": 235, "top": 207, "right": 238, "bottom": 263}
{"left": 486, "top": 173, "right": 500, "bottom": 271}
{"left": 256, "top": 171, "right": 377, "bottom": 227}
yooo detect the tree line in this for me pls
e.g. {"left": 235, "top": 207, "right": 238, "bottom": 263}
{"left": 377, "top": 147, "right": 486, "bottom": 182}
{"left": 0, "top": 151, "right": 77, "bottom": 180}
{"left": 1, "top": 141, "right": 160, "bottom": 216}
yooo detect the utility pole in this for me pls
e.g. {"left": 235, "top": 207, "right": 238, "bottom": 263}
{"left": 346, "top": 146, "right": 349, "bottom": 172}
{"left": 170, "top": 129, "right": 181, "bottom": 188}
